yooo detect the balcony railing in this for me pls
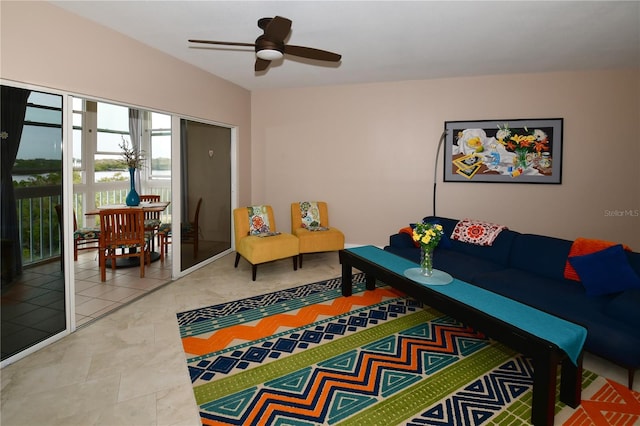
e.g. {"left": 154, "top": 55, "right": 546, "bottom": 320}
{"left": 15, "top": 187, "right": 62, "bottom": 265}
{"left": 15, "top": 184, "right": 172, "bottom": 266}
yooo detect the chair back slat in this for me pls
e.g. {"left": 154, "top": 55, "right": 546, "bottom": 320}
{"left": 139, "top": 195, "right": 160, "bottom": 203}
{"left": 99, "top": 208, "right": 146, "bottom": 248}
{"left": 140, "top": 195, "right": 162, "bottom": 222}
{"left": 98, "top": 208, "right": 148, "bottom": 281}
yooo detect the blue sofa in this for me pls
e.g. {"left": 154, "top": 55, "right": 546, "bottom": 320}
{"left": 384, "top": 216, "right": 640, "bottom": 389}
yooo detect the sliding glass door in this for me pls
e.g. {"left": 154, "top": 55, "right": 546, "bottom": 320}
{"left": 179, "top": 119, "right": 232, "bottom": 272}
{"left": 1, "top": 84, "right": 67, "bottom": 362}
{"left": 1, "top": 84, "right": 236, "bottom": 363}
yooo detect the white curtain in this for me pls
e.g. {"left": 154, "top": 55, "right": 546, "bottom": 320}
{"left": 128, "top": 108, "right": 142, "bottom": 193}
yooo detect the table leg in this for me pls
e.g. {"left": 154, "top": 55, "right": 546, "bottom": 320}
{"left": 560, "top": 355, "right": 582, "bottom": 408}
{"left": 365, "top": 273, "right": 376, "bottom": 290}
{"left": 531, "top": 353, "right": 556, "bottom": 426}
{"left": 341, "top": 260, "right": 353, "bottom": 297}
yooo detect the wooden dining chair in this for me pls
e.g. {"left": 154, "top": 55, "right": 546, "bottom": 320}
{"left": 157, "top": 222, "right": 172, "bottom": 262}
{"left": 181, "top": 197, "right": 202, "bottom": 258}
{"left": 139, "top": 194, "right": 162, "bottom": 249}
{"left": 54, "top": 204, "right": 100, "bottom": 261}
{"left": 157, "top": 197, "right": 201, "bottom": 262}
{"left": 98, "top": 208, "right": 150, "bottom": 281}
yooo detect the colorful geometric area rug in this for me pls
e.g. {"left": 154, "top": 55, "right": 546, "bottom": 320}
{"left": 176, "top": 274, "right": 640, "bottom": 425}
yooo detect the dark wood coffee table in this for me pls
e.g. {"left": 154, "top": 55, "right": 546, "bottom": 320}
{"left": 340, "top": 246, "right": 585, "bottom": 426}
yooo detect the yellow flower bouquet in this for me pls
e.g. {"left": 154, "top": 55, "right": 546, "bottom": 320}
{"left": 412, "top": 222, "right": 444, "bottom": 251}
{"left": 411, "top": 222, "right": 444, "bottom": 276}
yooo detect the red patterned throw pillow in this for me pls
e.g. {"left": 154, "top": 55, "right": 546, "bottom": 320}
{"left": 451, "top": 218, "right": 507, "bottom": 246}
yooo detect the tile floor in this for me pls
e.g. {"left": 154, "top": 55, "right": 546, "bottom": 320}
{"left": 74, "top": 249, "right": 173, "bottom": 327}
{"left": 1, "top": 251, "right": 638, "bottom": 425}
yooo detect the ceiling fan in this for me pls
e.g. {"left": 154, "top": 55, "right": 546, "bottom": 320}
{"left": 189, "top": 16, "right": 342, "bottom": 72}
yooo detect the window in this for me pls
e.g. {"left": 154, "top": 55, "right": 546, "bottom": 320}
{"left": 95, "top": 102, "right": 130, "bottom": 183}
{"left": 70, "top": 98, "right": 172, "bottom": 212}
{"left": 72, "top": 97, "right": 85, "bottom": 183}
{"left": 150, "top": 112, "right": 171, "bottom": 179}
{"left": 72, "top": 99, "right": 133, "bottom": 185}
{"left": 14, "top": 91, "right": 63, "bottom": 186}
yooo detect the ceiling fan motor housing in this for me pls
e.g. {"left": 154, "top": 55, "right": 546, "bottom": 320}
{"left": 255, "top": 35, "right": 284, "bottom": 59}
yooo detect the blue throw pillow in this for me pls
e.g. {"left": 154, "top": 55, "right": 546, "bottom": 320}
{"left": 568, "top": 244, "right": 640, "bottom": 296}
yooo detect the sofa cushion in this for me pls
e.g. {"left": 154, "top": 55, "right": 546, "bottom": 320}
{"left": 432, "top": 249, "right": 506, "bottom": 283}
{"left": 627, "top": 251, "right": 640, "bottom": 276}
{"left": 509, "top": 234, "right": 572, "bottom": 281}
{"left": 471, "top": 268, "right": 640, "bottom": 365}
{"left": 423, "top": 216, "right": 459, "bottom": 237}
{"left": 472, "top": 268, "right": 589, "bottom": 314}
{"left": 604, "top": 288, "right": 640, "bottom": 329}
{"left": 568, "top": 244, "right": 640, "bottom": 296}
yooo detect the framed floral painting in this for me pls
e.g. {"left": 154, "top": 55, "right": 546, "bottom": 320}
{"left": 443, "top": 118, "right": 563, "bottom": 184}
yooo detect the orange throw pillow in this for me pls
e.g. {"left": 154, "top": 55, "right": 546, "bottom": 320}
{"left": 564, "top": 237, "right": 633, "bottom": 281}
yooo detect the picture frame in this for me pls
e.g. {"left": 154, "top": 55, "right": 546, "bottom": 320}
{"left": 443, "top": 118, "right": 563, "bottom": 184}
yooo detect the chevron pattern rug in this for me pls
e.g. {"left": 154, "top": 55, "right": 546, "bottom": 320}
{"left": 177, "top": 274, "right": 640, "bottom": 425}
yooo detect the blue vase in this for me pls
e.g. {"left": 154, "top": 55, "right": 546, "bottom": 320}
{"left": 126, "top": 168, "right": 140, "bottom": 206}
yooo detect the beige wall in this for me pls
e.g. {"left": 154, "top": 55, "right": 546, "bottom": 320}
{"left": 252, "top": 70, "right": 640, "bottom": 248}
{"left": 1, "top": 1, "right": 252, "bottom": 207}
{"left": 3, "top": 2, "right": 639, "bottom": 250}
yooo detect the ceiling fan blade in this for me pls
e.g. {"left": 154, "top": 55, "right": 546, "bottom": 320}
{"left": 190, "top": 16, "right": 340, "bottom": 72}
{"left": 284, "top": 45, "right": 342, "bottom": 62}
{"left": 189, "top": 39, "right": 255, "bottom": 48}
{"left": 255, "top": 58, "right": 271, "bottom": 72}
{"left": 264, "top": 16, "right": 292, "bottom": 42}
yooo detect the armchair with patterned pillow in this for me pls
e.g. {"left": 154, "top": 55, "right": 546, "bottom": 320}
{"left": 290, "top": 201, "right": 344, "bottom": 268}
{"left": 233, "top": 205, "right": 299, "bottom": 281}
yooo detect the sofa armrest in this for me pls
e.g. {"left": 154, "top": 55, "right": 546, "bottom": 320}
{"left": 389, "top": 232, "right": 415, "bottom": 249}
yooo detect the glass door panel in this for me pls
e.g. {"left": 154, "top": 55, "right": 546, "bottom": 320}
{"left": 180, "top": 119, "right": 232, "bottom": 271}
{"left": 1, "top": 85, "right": 66, "bottom": 361}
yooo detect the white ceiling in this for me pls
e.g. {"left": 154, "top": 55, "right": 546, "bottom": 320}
{"left": 50, "top": 1, "right": 640, "bottom": 91}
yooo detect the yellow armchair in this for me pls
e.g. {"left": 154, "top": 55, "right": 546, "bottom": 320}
{"left": 291, "top": 201, "right": 345, "bottom": 267}
{"left": 233, "top": 205, "right": 299, "bottom": 281}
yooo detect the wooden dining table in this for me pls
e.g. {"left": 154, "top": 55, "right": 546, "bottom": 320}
{"left": 85, "top": 201, "right": 171, "bottom": 267}
{"left": 84, "top": 201, "right": 171, "bottom": 216}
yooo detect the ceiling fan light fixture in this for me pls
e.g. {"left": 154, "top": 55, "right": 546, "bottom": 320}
{"left": 189, "top": 16, "right": 341, "bottom": 72}
{"left": 256, "top": 49, "right": 283, "bottom": 61}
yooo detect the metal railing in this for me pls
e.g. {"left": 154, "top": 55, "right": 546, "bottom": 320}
{"left": 15, "top": 188, "right": 62, "bottom": 264}
{"left": 15, "top": 184, "right": 172, "bottom": 266}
